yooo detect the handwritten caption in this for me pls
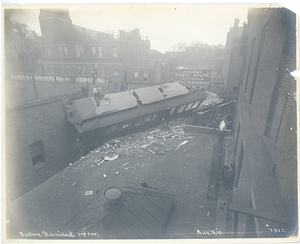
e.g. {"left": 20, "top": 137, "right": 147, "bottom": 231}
{"left": 268, "top": 228, "right": 286, "bottom": 233}
{"left": 197, "top": 230, "right": 234, "bottom": 236}
{"left": 197, "top": 228, "right": 287, "bottom": 236}
{"left": 19, "top": 231, "right": 99, "bottom": 238}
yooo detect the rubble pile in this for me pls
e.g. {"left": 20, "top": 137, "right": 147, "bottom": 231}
{"left": 71, "top": 123, "right": 196, "bottom": 175}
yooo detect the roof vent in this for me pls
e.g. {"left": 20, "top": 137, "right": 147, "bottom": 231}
{"left": 104, "top": 187, "right": 122, "bottom": 204}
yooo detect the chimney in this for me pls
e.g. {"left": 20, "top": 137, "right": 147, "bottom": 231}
{"left": 233, "top": 18, "right": 239, "bottom": 33}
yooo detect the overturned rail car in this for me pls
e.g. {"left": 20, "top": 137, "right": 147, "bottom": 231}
{"left": 67, "top": 82, "right": 207, "bottom": 154}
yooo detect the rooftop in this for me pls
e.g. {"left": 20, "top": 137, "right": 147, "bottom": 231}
{"left": 7, "top": 122, "right": 220, "bottom": 240}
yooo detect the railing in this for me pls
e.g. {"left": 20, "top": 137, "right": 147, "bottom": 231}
{"left": 194, "top": 100, "right": 236, "bottom": 127}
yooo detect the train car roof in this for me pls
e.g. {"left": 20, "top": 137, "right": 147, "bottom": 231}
{"left": 156, "top": 82, "right": 189, "bottom": 98}
{"left": 95, "top": 91, "right": 138, "bottom": 115}
{"left": 68, "top": 92, "right": 138, "bottom": 125}
{"left": 133, "top": 86, "right": 165, "bottom": 104}
{"left": 166, "top": 89, "right": 207, "bottom": 108}
{"left": 68, "top": 97, "right": 97, "bottom": 125}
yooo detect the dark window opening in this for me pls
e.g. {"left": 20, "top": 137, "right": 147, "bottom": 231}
{"left": 244, "top": 37, "right": 256, "bottom": 93}
{"left": 29, "top": 141, "right": 46, "bottom": 170}
{"left": 249, "top": 25, "right": 267, "bottom": 104}
{"left": 233, "top": 141, "right": 244, "bottom": 188}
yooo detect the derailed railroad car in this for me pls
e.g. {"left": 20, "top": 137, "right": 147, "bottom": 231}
{"left": 67, "top": 82, "right": 207, "bottom": 154}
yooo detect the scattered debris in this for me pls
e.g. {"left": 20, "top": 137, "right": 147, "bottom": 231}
{"left": 85, "top": 190, "right": 93, "bottom": 196}
{"left": 115, "top": 171, "right": 120, "bottom": 175}
{"left": 122, "top": 162, "right": 130, "bottom": 167}
{"left": 103, "top": 174, "right": 107, "bottom": 178}
{"left": 115, "top": 147, "right": 129, "bottom": 155}
{"left": 72, "top": 181, "right": 77, "bottom": 187}
{"left": 207, "top": 212, "right": 210, "bottom": 217}
{"left": 147, "top": 148, "right": 156, "bottom": 154}
{"left": 176, "top": 140, "right": 189, "bottom": 150}
{"left": 104, "top": 155, "right": 119, "bottom": 161}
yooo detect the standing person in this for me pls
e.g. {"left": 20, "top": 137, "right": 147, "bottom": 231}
{"left": 81, "top": 81, "right": 89, "bottom": 97}
{"left": 219, "top": 118, "right": 227, "bottom": 142}
{"left": 92, "top": 65, "right": 98, "bottom": 84}
{"left": 93, "top": 86, "right": 100, "bottom": 106}
{"left": 119, "top": 81, "right": 126, "bottom": 92}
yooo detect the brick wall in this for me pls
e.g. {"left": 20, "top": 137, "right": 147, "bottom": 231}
{"left": 232, "top": 8, "right": 297, "bottom": 236}
{"left": 5, "top": 99, "right": 80, "bottom": 203}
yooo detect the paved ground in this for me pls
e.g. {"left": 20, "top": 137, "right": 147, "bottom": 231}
{"left": 6, "top": 123, "right": 227, "bottom": 240}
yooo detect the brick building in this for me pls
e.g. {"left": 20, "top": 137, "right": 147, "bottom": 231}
{"left": 39, "top": 9, "right": 150, "bottom": 90}
{"left": 221, "top": 18, "right": 244, "bottom": 94}
{"left": 5, "top": 93, "right": 83, "bottom": 203}
{"left": 232, "top": 8, "right": 297, "bottom": 237}
{"left": 126, "top": 65, "right": 170, "bottom": 89}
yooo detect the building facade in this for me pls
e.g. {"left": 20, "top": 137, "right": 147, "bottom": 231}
{"left": 221, "top": 18, "right": 244, "bottom": 94}
{"left": 232, "top": 8, "right": 297, "bottom": 237}
{"left": 5, "top": 94, "right": 82, "bottom": 203}
{"left": 39, "top": 9, "right": 150, "bottom": 90}
{"left": 126, "top": 65, "right": 170, "bottom": 89}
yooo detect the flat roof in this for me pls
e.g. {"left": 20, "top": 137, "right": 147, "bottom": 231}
{"left": 95, "top": 91, "right": 138, "bottom": 115}
{"left": 157, "top": 82, "right": 189, "bottom": 98}
{"left": 133, "top": 86, "right": 165, "bottom": 104}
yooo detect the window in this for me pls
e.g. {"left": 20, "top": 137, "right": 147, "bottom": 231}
{"left": 234, "top": 120, "right": 241, "bottom": 155}
{"left": 75, "top": 45, "right": 84, "bottom": 58}
{"left": 244, "top": 37, "right": 256, "bottom": 93}
{"left": 66, "top": 65, "right": 70, "bottom": 74}
{"left": 144, "top": 115, "right": 152, "bottom": 122}
{"left": 63, "top": 47, "right": 68, "bottom": 57}
{"left": 113, "top": 66, "right": 118, "bottom": 76}
{"left": 112, "top": 47, "right": 118, "bottom": 57}
{"left": 169, "top": 107, "right": 177, "bottom": 116}
{"left": 82, "top": 65, "right": 87, "bottom": 74}
{"left": 192, "top": 101, "right": 201, "bottom": 109}
{"left": 46, "top": 64, "right": 53, "bottom": 74}
{"left": 233, "top": 141, "right": 244, "bottom": 188}
{"left": 134, "top": 71, "right": 139, "bottom": 81}
{"left": 60, "top": 64, "right": 65, "bottom": 74}
{"left": 185, "top": 102, "right": 195, "bottom": 111}
{"left": 75, "top": 46, "right": 80, "bottom": 58}
{"left": 76, "top": 64, "right": 82, "bottom": 74}
{"left": 134, "top": 117, "right": 144, "bottom": 126}
{"left": 99, "top": 66, "right": 104, "bottom": 76}
{"left": 143, "top": 72, "right": 148, "bottom": 82}
{"left": 178, "top": 105, "right": 187, "bottom": 113}
{"left": 249, "top": 24, "right": 268, "bottom": 104}
{"left": 46, "top": 47, "right": 52, "bottom": 58}
{"left": 92, "top": 47, "right": 97, "bottom": 58}
{"left": 57, "top": 46, "right": 63, "bottom": 57}
{"left": 29, "top": 141, "right": 46, "bottom": 170}
{"left": 98, "top": 46, "right": 103, "bottom": 57}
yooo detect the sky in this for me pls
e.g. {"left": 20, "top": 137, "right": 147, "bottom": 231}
{"left": 3, "top": 3, "right": 296, "bottom": 53}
